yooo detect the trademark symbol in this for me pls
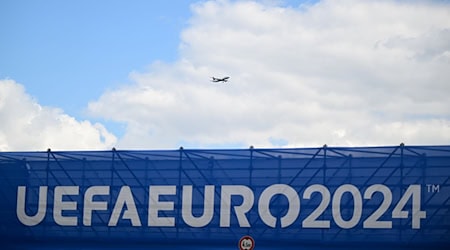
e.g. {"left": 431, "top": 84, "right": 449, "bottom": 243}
{"left": 426, "top": 184, "right": 440, "bottom": 193}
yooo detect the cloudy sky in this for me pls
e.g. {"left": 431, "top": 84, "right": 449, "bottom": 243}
{"left": 1, "top": 0, "right": 449, "bottom": 151}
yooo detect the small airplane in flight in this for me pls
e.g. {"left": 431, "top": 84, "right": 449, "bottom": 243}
{"left": 210, "top": 76, "right": 230, "bottom": 83}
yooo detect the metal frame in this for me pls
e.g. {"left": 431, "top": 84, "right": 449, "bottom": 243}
{"left": 0, "top": 144, "right": 449, "bottom": 247}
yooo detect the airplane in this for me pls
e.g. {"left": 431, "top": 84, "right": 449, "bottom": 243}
{"left": 210, "top": 76, "right": 230, "bottom": 83}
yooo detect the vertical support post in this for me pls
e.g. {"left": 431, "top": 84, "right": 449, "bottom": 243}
{"left": 111, "top": 148, "right": 116, "bottom": 188}
{"left": 144, "top": 156, "right": 149, "bottom": 238}
{"left": 81, "top": 157, "right": 86, "bottom": 237}
{"left": 22, "top": 157, "right": 30, "bottom": 191}
{"left": 400, "top": 143, "right": 404, "bottom": 184}
{"left": 209, "top": 156, "right": 214, "bottom": 180}
{"left": 111, "top": 148, "right": 115, "bottom": 191}
{"left": 323, "top": 144, "right": 327, "bottom": 184}
{"left": 399, "top": 143, "right": 404, "bottom": 240}
{"left": 249, "top": 146, "right": 254, "bottom": 234}
{"left": 277, "top": 155, "right": 282, "bottom": 238}
{"left": 110, "top": 148, "right": 116, "bottom": 237}
{"left": 177, "top": 147, "right": 183, "bottom": 239}
{"left": 348, "top": 154, "right": 353, "bottom": 184}
{"left": 249, "top": 146, "right": 254, "bottom": 186}
{"left": 46, "top": 149, "right": 50, "bottom": 186}
{"left": 322, "top": 144, "right": 327, "bottom": 241}
{"left": 277, "top": 155, "right": 282, "bottom": 186}
{"left": 421, "top": 153, "right": 426, "bottom": 240}
{"left": 82, "top": 157, "right": 86, "bottom": 190}
{"left": 45, "top": 148, "right": 50, "bottom": 237}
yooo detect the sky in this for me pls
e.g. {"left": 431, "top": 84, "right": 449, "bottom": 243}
{"left": 0, "top": 0, "right": 449, "bottom": 151}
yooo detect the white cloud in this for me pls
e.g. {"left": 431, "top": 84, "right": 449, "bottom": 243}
{"left": 0, "top": 79, "right": 116, "bottom": 151}
{"left": 88, "top": 0, "right": 450, "bottom": 149}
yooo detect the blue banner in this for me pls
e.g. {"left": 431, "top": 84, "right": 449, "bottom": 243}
{"left": 0, "top": 145, "right": 449, "bottom": 249}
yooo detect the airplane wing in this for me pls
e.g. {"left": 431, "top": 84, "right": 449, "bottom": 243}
{"left": 210, "top": 76, "right": 229, "bottom": 82}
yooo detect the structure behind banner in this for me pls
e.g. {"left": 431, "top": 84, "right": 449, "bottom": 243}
{"left": 0, "top": 144, "right": 449, "bottom": 249}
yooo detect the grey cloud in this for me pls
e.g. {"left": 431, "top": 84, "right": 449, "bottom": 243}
{"left": 384, "top": 29, "right": 450, "bottom": 61}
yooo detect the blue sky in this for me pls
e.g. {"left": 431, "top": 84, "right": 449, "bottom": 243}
{"left": 0, "top": 0, "right": 308, "bottom": 139}
{"left": 1, "top": 0, "right": 191, "bottom": 117}
{"left": 0, "top": 0, "right": 449, "bottom": 150}
{"left": 0, "top": 0, "right": 311, "bottom": 138}
{"left": 0, "top": 0, "right": 307, "bottom": 112}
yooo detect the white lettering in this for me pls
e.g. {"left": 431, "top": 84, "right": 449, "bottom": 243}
{"left": 332, "top": 184, "right": 362, "bottom": 229}
{"left": 148, "top": 185, "right": 176, "bottom": 227}
{"left": 83, "top": 186, "right": 109, "bottom": 226}
{"left": 302, "top": 184, "right": 331, "bottom": 228}
{"left": 54, "top": 186, "right": 79, "bottom": 226}
{"left": 220, "top": 185, "right": 254, "bottom": 227}
{"left": 392, "top": 184, "right": 426, "bottom": 229}
{"left": 258, "top": 184, "right": 300, "bottom": 228}
{"left": 16, "top": 186, "right": 47, "bottom": 226}
{"left": 15, "top": 183, "right": 426, "bottom": 230}
{"left": 108, "top": 186, "right": 141, "bottom": 226}
{"left": 363, "top": 184, "right": 392, "bottom": 229}
{"left": 182, "top": 185, "right": 214, "bottom": 227}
